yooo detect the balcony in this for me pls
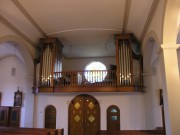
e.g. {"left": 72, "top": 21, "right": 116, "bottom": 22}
{"left": 33, "top": 34, "right": 144, "bottom": 93}
{"left": 35, "top": 70, "right": 143, "bottom": 93}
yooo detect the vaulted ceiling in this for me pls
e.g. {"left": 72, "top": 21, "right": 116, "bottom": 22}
{"left": 0, "top": 0, "right": 160, "bottom": 58}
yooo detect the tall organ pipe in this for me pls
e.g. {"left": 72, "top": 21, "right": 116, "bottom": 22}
{"left": 119, "top": 44, "right": 121, "bottom": 85}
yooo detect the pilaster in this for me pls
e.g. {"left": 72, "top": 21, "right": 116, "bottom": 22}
{"left": 160, "top": 44, "right": 180, "bottom": 135}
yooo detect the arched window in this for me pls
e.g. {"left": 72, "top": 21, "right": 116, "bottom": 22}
{"left": 107, "top": 105, "right": 120, "bottom": 131}
{"left": 84, "top": 61, "right": 107, "bottom": 83}
{"left": 45, "top": 105, "right": 56, "bottom": 129}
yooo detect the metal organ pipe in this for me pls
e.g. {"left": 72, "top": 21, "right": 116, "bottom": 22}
{"left": 42, "top": 48, "right": 45, "bottom": 85}
{"left": 122, "top": 41, "right": 126, "bottom": 85}
{"left": 44, "top": 47, "right": 47, "bottom": 86}
{"left": 49, "top": 46, "right": 52, "bottom": 86}
{"left": 46, "top": 47, "right": 49, "bottom": 86}
{"left": 127, "top": 44, "right": 131, "bottom": 85}
{"left": 126, "top": 42, "right": 129, "bottom": 85}
{"left": 118, "top": 40, "right": 132, "bottom": 86}
{"left": 125, "top": 42, "right": 128, "bottom": 85}
{"left": 120, "top": 41, "right": 123, "bottom": 85}
{"left": 119, "top": 41, "right": 122, "bottom": 85}
{"left": 118, "top": 45, "right": 120, "bottom": 85}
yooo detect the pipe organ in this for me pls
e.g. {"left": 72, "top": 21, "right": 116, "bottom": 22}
{"left": 33, "top": 34, "right": 143, "bottom": 93}
{"left": 114, "top": 34, "right": 143, "bottom": 87}
{"left": 34, "top": 37, "right": 63, "bottom": 93}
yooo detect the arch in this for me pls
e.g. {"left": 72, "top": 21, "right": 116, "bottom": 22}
{"left": 107, "top": 105, "right": 120, "bottom": 131}
{"left": 45, "top": 105, "right": 56, "bottom": 129}
{"left": 177, "top": 23, "right": 180, "bottom": 44}
{"left": 161, "top": 1, "right": 180, "bottom": 134}
{"left": 143, "top": 32, "right": 161, "bottom": 70}
{"left": 0, "top": 35, "right": 34, "bottom": 75}
{"left": 142, "top": 31, "right": 161, "bottom": 56}
{"left": 0, "top": 35, "right": 35, "bottom": 127}
{"left": 142, "top": 33, "right": 164, "bottom": 129}
{"left": 162, "top": 0, "right": 180, "bottom": 44}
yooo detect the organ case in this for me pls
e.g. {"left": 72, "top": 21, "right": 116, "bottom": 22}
{"left": 34, "top": 37, "right": 63, "bottom": 93}
{"left": 114, "top": 34, "right": 143, "bottom": 90}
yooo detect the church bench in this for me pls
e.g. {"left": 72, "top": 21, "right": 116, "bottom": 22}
{"left": 96, "top": 130, "right": 165, "bottom": 135}
{"left": 0, "top": 127, "right": 64, "bottom": 135}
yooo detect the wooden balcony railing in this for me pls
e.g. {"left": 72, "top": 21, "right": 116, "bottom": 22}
{"left": 53, "top": 70, "right": 117, "bottom": 87}
{"left": 35, "top": 70, "right": 143, "bottom": 93}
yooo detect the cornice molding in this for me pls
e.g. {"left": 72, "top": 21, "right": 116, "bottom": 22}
{"left": 11, "top": 0, "right": 47, "bottom": 38}
{"left": 161, "top": 44, "right": 180, "bottom": 50}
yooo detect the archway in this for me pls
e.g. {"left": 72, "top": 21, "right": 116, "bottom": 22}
{"left": 0, "top": 35, "right": 34, "bottom": 127}
{"left": 161, "top": 1, "right": 180, "bottom": 134}
{"left": 143, "top": 35, "right": 163, "bottom": 130}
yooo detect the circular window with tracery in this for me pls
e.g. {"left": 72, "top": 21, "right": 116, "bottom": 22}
{"left": 84, "top": 61, "right": 107, "bottom": 83}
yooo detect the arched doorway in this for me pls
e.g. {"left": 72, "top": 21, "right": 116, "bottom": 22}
{"left": 45, "top": 105, "right": 56, "bottom": 129}
{"left": 107, "top": 105, "right": 120, "bottom": 131}
{"left": 68, "top": 94, "right": 100, "bottom": 135}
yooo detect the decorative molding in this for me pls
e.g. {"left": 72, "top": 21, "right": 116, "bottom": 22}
{"left": 64, "top": 55, "right": 116, "bottom": 60}
{"left": 161, "top": 44, "right": 180, "bottom": 49}
{"left": 122, "top": 0, "right": 131, "bottom": 33}
{"left": 0, "top": 14, "right": 36, "bottom": 47}
{"left": 11, "top": 0, "right": 47, "bottom": 38}
{"left": 142, "top": 30, "right": 162, "bottom": 55}
{"left": 140, "top": 0, "right": 160, "bottom": 42}
{"left": 47, "top": 28, "right": 122, "bottom": 36}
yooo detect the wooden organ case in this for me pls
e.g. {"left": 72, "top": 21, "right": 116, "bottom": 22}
{"left": 33, "top": 37, "right": 63, "bottom": 93}
{"left": 114, "top": 34, "right": 143, "bottom": 91}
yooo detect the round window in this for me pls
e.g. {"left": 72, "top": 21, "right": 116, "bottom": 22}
{"left": 84, "top": 61, "right": 107, "bottom": 83}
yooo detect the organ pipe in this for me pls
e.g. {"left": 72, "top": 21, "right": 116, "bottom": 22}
{"left": 114, "top": 33, "right": 142, "bottom": 87}
{"left": 37, "top": 37, "right": 63, "bottom": 88}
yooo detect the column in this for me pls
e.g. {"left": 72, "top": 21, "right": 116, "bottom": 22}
{"left": 24, "top": 75, "right": 35, "bottom": 127}
{"left": 160, "top": 44, "right": 180, "bottom": 135}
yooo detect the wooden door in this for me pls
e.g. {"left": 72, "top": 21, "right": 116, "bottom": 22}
{"left": 8, "top": 107, "right": 20, "bottom": 127}
{"left": 45, "top": 105, "right": 56, "bottom": 129}
{"left": 69, "top": 94, "right": 100, "bottom": 135}
{"left": 0, "top": 107, "right": 9, "bottom": 126}
{"left": 107, "top": 105, "right": 120, "bottom": 131}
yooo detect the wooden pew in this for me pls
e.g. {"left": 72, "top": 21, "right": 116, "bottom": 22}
{"left": 0, "top": 127, "right": 64, "bottom": 135}
{"left": 96, "top": 130, "right": 165, "bottom": 135}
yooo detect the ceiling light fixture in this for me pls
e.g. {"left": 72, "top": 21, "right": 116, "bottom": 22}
{"left": 11, "top": 44, "right": 17, "bottom": 76}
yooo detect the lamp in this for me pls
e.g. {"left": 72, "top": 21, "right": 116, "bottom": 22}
{"left": 11, "top": 44, "right": 17, "bottom": 76}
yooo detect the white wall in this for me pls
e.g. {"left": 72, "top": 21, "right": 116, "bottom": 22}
{"left": 0, "top": 56, "right": 26, "bottom": 127}
{"left": 143, "top": 39, "right": 163, "bottom": 129}
{"left": 34, "top": 92, "right": 145, "bottom": 135}
{"left": 62, "top": 57, "right": 116, "bottom": 71}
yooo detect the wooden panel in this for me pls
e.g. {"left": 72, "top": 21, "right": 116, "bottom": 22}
{"left": 69, "top": 94, "right": 100, "bottom": 135}
{"left": 69, "top": 95, "right": 85, "bottom": 135}
{"left": 0, "top": 107, "right": 9, "bottom": 126}
{"left": 84, "top": 95, "right": 100, "bottom": 135}
{"left": 96, "top": 130, "right": 165, "bottom": 135}
{"left": 107, "top": 105, "right": 120, "bottom": 131}
{"left": 8, "top": 107, "right": 20, "bottom": 127}
{"left": 45, "top": 105, "right": 56, "bottom": 129}
{"left": 38, "top": 87, "right": 54, "bottom": 93}
{"left": 0, "top": 127, "right": 64, "bottom": 135}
